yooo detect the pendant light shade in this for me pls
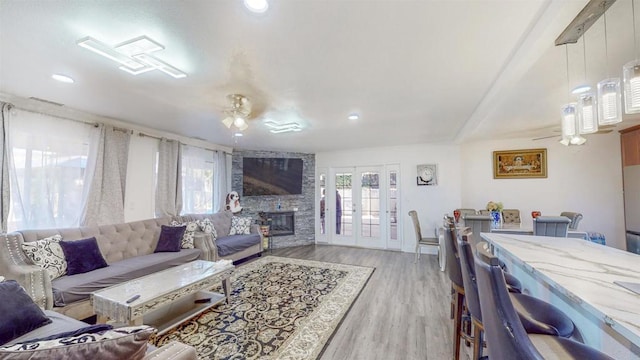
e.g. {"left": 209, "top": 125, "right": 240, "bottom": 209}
{"left": 597, "top": 78, "right": 623, "bottom": 124}
{"left": 624, "top": 60, "right": 640, "bottom": 114}
{"left": 577, "top": 92, "right": 598, "bottom": 134}
{"left": 561, "top": 103, "right": 577, "bottom": 146}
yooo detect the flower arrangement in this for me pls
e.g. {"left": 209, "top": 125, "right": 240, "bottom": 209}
{"left": 486, "top": 201, "right": 504, "bottom": 212}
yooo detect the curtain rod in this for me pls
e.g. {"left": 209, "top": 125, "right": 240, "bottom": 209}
{"left": 4, "top": 101, "right": 231, "bottom": 154}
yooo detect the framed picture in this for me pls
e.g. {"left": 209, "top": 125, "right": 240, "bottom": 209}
{"left": 493, "top": 148, "right": 547, "bottom": 179}
{"left": 417, "top": 164, "right": 437, "bottom": 186}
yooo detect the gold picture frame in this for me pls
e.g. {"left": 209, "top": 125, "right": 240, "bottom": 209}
{"left": 493, "top": 148, "right": 547, "bottom": 179}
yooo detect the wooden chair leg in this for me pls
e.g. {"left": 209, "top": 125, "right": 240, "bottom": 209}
{"left": 452, "top": 291, "right": 464, "bottom": 360}
{"left": 472, "top": 320, "right": 484, "bottom": 360}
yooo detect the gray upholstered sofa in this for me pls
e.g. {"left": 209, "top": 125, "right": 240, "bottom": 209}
{"left": 177, "top": 210, "right": 263, "bottom": 262}
{"left": 0, "top": 217, "right": 207, "bottom": 320}
{"left": 0, "top": 211, "right": 262, "bottom": 321}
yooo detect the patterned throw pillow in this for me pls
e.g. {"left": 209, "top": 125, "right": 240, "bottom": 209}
{"left": 229, "top": 216, "right": 252, "bottom": 235}
{"left": 169, "top": 220, "right": 197, "bottom": 249}
{"left": 21, "top": 235, "right": 67, "bottom": 280}
{"left": 0, "top": 325, "right": 154, "bottom": 360}
{"left": 196, "top": 218, "right": 218, "bottom": 239}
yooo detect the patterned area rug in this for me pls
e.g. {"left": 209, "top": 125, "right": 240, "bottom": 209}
{"left": 152, "top": 256, "right": 374, "bottom": 359}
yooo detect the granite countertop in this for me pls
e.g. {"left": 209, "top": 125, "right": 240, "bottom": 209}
{"left": 480, "top": 232, "right": 640, "bottom": 347}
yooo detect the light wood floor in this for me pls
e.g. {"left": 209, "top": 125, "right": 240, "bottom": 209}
{"left": 260, "top": 244, "right": 465, "bottom": 360}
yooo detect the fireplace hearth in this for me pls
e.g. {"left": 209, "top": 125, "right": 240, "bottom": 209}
{"left": 266, "top": 211, "right": 295, "bottom": 237}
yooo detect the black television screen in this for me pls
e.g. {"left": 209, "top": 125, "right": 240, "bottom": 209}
{"left": 242, "top": 157, "right": 304, "bottom": 196}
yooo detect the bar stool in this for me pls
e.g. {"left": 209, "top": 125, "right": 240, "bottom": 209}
{"left": 474, "top": 242, "right": 615, "bottom": 360}
{"left": 457, "top": 235, "right": 576, "bottom": 359}
{"left": 443, "top": 220, "right": 522, "bottom": 360}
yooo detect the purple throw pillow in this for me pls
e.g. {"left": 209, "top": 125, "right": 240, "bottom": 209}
{"left": 59, "top": 237, "right": 108, "bottom": 275}
{"left": 0, "top": 280, "right": 52, "bottom": 346}
{"left": 155, "top": 225, "right": 185, "bottom": 253}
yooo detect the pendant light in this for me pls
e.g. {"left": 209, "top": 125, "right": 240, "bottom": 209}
{"left": 624, "top": 0, "right": 640, "bottom": 114}
{"left": 561, "top": 46, "right": 586, "bottom": 146}
{"left": 576, "top": 34, "right": 598, "bottom": 134}
{"left": 598, "top": 10, "right": 623, "bottom": 125}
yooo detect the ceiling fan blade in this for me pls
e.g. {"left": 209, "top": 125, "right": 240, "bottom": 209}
{"left": 532, "top": 135, "right": 561, "bottom": 141}
{"left": 238, "top": 123, "right": 249, "bottom": 131}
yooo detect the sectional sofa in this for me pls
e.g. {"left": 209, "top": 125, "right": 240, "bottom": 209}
{"left": 0, "top": 211, "right": 262, "bottom": 321}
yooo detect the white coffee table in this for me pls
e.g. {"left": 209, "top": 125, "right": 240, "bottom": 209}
{"left": 91, "top": 260, "right": 234, "bottom": 335}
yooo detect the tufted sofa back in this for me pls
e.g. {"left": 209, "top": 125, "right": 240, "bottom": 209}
{"left": 17, "top": 217, "right": 172, "bottom": 263}
{"left": 176, "top": 211, "right": 233, "bottom": 238}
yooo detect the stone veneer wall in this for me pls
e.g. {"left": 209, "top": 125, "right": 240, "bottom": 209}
{"left": 232, "top": 150, "right": 315, "bottom": 248}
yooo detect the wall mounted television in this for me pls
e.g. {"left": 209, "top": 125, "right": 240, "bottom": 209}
{"left": 242, "top": 157, "right": 304, "bottom": 196}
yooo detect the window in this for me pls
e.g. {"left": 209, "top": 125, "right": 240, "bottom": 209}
{"left": 7, "top": 109, "right": 95, "bottom": 230}
{"left": 181, "top": 145, "right": 214, "bottom": 214}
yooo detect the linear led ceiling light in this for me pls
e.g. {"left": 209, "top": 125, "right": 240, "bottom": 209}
{"left": 264, "top": 120, "right": 303, "bottom": 134}
{"left": 77, "top": 35, "right": 187, "bottom": 79}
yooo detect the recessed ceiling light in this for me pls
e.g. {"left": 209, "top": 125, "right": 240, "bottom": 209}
{"left": 51, "top": 74, "right": 75, "bottom": 83}
{"left": 244, "top": 0, "right": 269, "bottom": 13}
{"left": 348, "top": 113, "right": 359, "bottom": 120}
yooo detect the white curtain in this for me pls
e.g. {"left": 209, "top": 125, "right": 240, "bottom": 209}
{"left": 181, "top": 144, "right": 214, "bottom": 214}
{"left": 6, "top": 109, "right": 96, "bottom": 231}
{"left": 155, "top": 138, "right": 182, "bottom": 217}
{"left": 213, "top": 150, "right": 229, "bottom": 213}
{"left": 80, "top": 125, "right": 130, "bottom": 226}
{"left": 0, "top": 104, "right": 10, "bottom": 233}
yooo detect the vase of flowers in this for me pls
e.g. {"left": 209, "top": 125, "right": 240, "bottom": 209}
{"left": 486, "top": 201, "right": 504, "bottom": 227}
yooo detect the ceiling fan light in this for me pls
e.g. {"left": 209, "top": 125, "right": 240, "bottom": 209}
{"left": 233, "top": 117, "right": 247, "bottom": 128}
{"left": 571, "top": 135, "right": 587, "bottom": 145}
{"left": 222, "top": 117, "right": 234, "bottom": 128}
{"left": 238, "top": 122, "right": 249, "bottom": 131}
{"left": 597, "top": 78, "right": 622, "bottom": 125}
{"left": 577, "top": 92, "right": 598, "bottom": 134}
{"left": 623, "top": 60, "right": 640, "bottom": 114}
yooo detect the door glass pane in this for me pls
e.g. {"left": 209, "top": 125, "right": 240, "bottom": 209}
{"left": 335, "top": 172, "right": 352, "bottom": 236}
{"left": 319, "top": 173, "right": 326, "bottom": 235}
{"left": 388, "top": 171, "right": 398, "bottom": 241}
{"left": 360, "top": 172, "right": 380, "bottom": 238}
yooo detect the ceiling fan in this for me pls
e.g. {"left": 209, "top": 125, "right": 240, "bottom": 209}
{"left": 221, "top": 94, "right": 253, "bottom": 131}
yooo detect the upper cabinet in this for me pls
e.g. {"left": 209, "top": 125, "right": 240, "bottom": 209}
{"left": 621, "top": 125, "right": 640, "bottom": 167}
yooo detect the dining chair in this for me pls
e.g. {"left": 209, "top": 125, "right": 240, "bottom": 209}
{"left": 473, "top": 242, "right": 615, "bottom": 360}
{"left": 408, "top": 210, "right": 439, "bottom": 264}
{"left": 533, "top": 216, "right": 571, "bottom": 237}
{"left": 443, "top": 219, "right": 468, "bottom": 360}
{"left": 501, "top": 209, "right": 521, "bottom": 224}
{"left": 478, "top": 210, "right": 490, "bottom": 215}
{"left": 560, "top": 211, "right": 583, "bottom": 230}
{"left": 456, "top": 208, "right": 477, "bottom": 219}
{"left": 461, "top": 215, "right": 491, "bottom": 246}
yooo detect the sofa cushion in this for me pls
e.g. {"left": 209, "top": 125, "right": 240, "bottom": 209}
{"left": 155, "top": 225, "right": 185, "bottom": 253}
{"left": 0, "top": 325, "right": 154, "bottom": 360}
{"left": 169, "top": 221, "right": 197, "bottom": 249}
{"left": 215, "top": 234, "right": 261, "bottom": 257}
{"left": 0, "top": 280, "right": 52, "bottom": 346}
{"left": 60, "top": 237, "right": 109, "bottom": 275}
{"left": 229, "top": 216, "right": 252, "bottom": 235}
{"left": 51, "top": 249, "right": 201, "bottom": 306}
{"left": 21, "top": 235, "right": 67, "bottom": 280}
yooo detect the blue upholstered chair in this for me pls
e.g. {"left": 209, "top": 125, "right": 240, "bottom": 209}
{"left": 533, "top": 216, "right": 571, "bottom": 237}
{"left": 461, "top": 215, "right": 491, "bottom": 246}
{"left": 473, "top": 242, "right": 615, "bottom": 360}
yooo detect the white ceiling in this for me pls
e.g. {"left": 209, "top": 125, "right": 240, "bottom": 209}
{"left": 1, "top": 0, "right": 638, "bottom": 153}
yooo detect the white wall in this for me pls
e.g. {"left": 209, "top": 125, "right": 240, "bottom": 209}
{"left": 316, "top": 143, "right": 462, "bottom": 253}
{"left": 460, "top": 133, "right": 626, "bottom": 249}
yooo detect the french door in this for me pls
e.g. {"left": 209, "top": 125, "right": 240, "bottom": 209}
{"left": 323, "top": 166, "right": 394, "bottom": 249}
